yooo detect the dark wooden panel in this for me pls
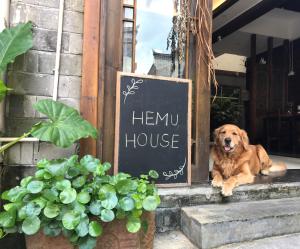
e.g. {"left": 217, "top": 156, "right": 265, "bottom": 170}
{"left": 102, "top": 0, "right": 123, "bottom": 164}
{"left": 249, "top": 34, "right": 257, "bottom": 143}
{"left": 193, "top": 0, "right": 212, "bottom": 183}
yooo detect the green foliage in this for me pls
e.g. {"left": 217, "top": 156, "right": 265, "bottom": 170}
{"left": 0, "top": 100, "right": 98, "bottom": 153}
{"left": 0, "top": 155, "right": 160, "bottom": 249}
{"left": 0, "top": 22, "right": 33, "bottom": 101}
{"left": 0, "top": 80, "right": 12, "bottom": 102}
{"left": 0, "top": 22, "right": 33, "bottom": 73}
{"left": 31, "top": 100, "right": 98, "bottom": 148}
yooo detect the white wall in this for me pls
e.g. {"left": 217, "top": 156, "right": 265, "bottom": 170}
{"left": 213, "top": 53, "right": 246, "bottom": 73}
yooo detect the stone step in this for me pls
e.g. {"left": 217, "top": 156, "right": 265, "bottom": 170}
{"left": 156, "top": 181, "right": 300, "bottom": 232}
{"left": 154, "top": 230, "right": 197, "bottom": 249}
{"left": 217, "top": 233, "right": 300, "bottom": 249}
{"left": 181, "top": 197, "right": 300, "bottom": 249}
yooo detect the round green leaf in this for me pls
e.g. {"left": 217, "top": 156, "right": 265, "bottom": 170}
{"left": 72, "top": 176, "right": 86, "bottom": 188}
{"left": 119, "top": 197, "right": 135, "bottom": 211}
{"left": 77, "top": 192, "right": 91, "bottom": 204}
{"left": 72, "top": 201, "right": 86, "bottom": 214}
{"left": 126, "top": 217, "right": 141, "bottom": 233}
{"left": 102, "top": 162, "right": 111, "bottom": 171}
{"left": 0, "top": 228, "right": 3, "bottom": 238}
{"left": 27, "top": 180, "right": 44, "bottom": 194}
{"left": 25, "top": 202, "right": 42, "bottom": 216}
{"left": 100, "top": 209, "right": 115, "bottom": 222}
{"left": 142, "top": 196, "right": 158, "bottom": 211}
{"left": 22, "top": 216, "right": 40, "bottom": 235}
{"left": 32, "top": 197, "right": 47, "bottom": 209}
{"left": 59, "top": 188, "right": 77, "bottom": 204}
{"left": 149, "top": 170, "right": 159, "bottom": 179}
{"left": 116, "top": 179, "right": 135, "bottom": 195}
{"left": 101, "top": 193, "right": 118, "bottom": 210}
{"left": 89, "top": 201, "right": 102, "bottom": 215}
{"left": 43, "top": 189, "right": 58, "bottom": 202}
{"left": 76, "top": 219, "right": 89, "bottom": 237}
{"left": 2, "top": 186, "right": 28, "bottom": 202}
{"left": 56, "top": 180, "right": 71, "bottom": 191}
{"left": 98, "top": 185, "right": 116, "bottom": 199}
{"left": 44, "top": 204, "right": 60, "bottom": 218}
{"left": 80, "top": 155, "right": 100, "bottom": 172}
{"left": 0, "top": 211, "right": 16, "bottom": 228}
{"left": 62, "top": 211, "right": 81, "bottom": 230}
{"left": 88, "top": 221, "right": 103, "bottom": 237}
{"left": 20, "top": 176, "right": 33, "bottom": 187}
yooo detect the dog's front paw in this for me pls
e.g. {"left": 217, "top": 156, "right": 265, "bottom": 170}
{"left": 212, "top": 178, "right": 223, "bottom": 188}
{"left": 221, "top": 183, "right": 233, "bottom": 196}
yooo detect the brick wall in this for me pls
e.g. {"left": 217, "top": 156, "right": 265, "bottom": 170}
{"left": 4, "top": 0, "right": 84, "bottom": 168}
{"left": 0, "top": 1, "right": 84, "bottom": 247}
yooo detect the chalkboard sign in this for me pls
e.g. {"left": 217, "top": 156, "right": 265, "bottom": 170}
{"left": 114, "top": 72, "right": 191, "bottom": 186}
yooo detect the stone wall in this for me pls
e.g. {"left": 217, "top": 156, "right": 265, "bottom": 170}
{"left": 4, "top": 0, "right": 84, "bottom": 167}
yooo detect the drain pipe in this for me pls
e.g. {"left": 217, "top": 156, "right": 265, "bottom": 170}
{"left": 52, "top": 0, "right": 65, "bottom": 101}
{"left": 0, "top": 0, "right": 64, "bottom": 143}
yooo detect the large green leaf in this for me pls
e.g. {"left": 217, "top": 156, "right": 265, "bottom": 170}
{"left": 0, "top": 22, "right": 33, "bottom": 73}
{"left": 31, "top": 100, "right": 98, "bottom": 148}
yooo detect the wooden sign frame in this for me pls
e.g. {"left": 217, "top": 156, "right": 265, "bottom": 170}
{"left": 114, "top": 71, "right": 192, "bottom": 187}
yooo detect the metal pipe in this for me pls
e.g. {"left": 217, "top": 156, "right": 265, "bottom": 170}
{"left": 52, "top": 0, "right": 65, "bottom": 101}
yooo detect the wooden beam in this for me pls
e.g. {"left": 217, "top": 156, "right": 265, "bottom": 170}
{"left": 249, "top": 34, "right": 257, "bottom": 143}
{"left": 213, "top": 0, "right": 288, "bottom": 43}
{"left": 213, "top": 0, "right": 239, "bottom": 18}
{"left": 80, "top": 0, "right": 101, "bottom": 156}
{"left": 193, "top": 0, "right": 212, "bottom": 183}
{"left": 102, "top": 0, "right": 123, "bottom": 164}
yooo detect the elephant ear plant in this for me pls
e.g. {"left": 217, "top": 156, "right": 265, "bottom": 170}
{"left": 0, "top": 155, "right": 160, "bottom": 249}
{"left": 0, "top": 22, "right": 33, "bottom": 101}
{"left": 0, "top": 99, "right": 98, "bottom": 153}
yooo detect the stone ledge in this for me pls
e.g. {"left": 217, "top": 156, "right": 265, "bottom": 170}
{"left": 181, "top": 197, "right": 300, "bottom": 248}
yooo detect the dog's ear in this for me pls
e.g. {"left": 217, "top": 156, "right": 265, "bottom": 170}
{"left": 239, "top": 129, "right": 249, "bottom": 150}
{"left": 214, "top": 127, "right": 222, "bottom": 144}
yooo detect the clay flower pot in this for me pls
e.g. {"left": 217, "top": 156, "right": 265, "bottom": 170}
{"left": 25, "top": 212, "right": 155, "bottom": 249}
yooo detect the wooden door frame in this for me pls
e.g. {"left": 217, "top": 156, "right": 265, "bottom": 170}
{"left": 80, "top": 0, "right": 212, "bottom": 183}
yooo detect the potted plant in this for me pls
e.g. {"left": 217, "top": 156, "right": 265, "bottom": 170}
{"left": 0, "top": 154, "right": 160, "bottom": 249}
{"left": 0, "top": 100, "right": 160, "bottom": 249}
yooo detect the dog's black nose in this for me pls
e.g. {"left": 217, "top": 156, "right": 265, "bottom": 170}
{"left": 224, "top": 138, "right": 231, "bottom": 144}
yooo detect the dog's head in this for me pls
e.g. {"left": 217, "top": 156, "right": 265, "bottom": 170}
{"left": 214, "top": 124, "right": 249, "bottom": 153}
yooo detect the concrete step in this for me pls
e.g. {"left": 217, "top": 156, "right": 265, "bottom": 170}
{"left": 181, "top": 197, "right": 300, "bottom": 249}
{"left": 154, "top": 230, "right": 197, "bottom": 249}
{"left": 217, "top": 233, "right": 300, "bottom": 249}
{"left": 156, "top": 181, "right": 300, "bottom": 232}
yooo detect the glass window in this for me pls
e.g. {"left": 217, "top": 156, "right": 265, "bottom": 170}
{"left": 122, "top": 22, "right": 134, "bottom": 72}
{"left": 124, "top": 7, "right": 134, "bottom": 20}
{"left": 135, "top": 0, "right": 185, "bottom": 78}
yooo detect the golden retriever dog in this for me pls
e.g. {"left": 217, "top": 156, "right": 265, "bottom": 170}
{"left": 211, "top": 124, "right": 286, "bottom": 196}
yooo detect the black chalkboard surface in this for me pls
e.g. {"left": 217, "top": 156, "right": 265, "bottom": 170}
{"left": 114, "top": 72, "right": 191, "bottom": 186}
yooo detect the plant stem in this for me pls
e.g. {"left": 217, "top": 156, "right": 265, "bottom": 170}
{"left": 0, "top": 131, "right": 31, "bottom": 154}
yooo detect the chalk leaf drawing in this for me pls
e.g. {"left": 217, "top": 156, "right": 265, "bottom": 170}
{"left": 122, "top": 78, "right": 143, "bottom": 104}
{"left": 163, "top": 157, "right": 186, "bottom": 180}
